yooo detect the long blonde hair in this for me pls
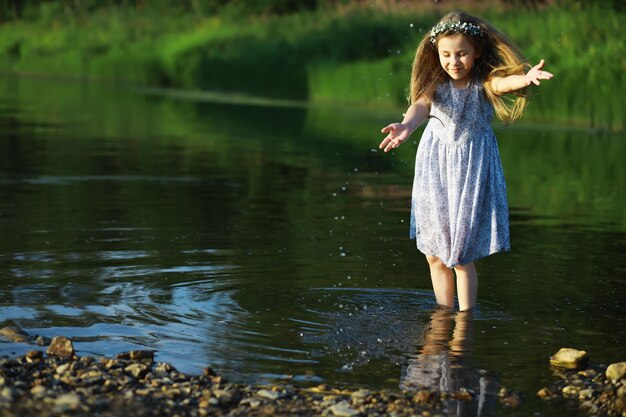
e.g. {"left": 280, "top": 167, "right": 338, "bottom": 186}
{"left": 410, "top": 11, "right": 530, "bottom": 125}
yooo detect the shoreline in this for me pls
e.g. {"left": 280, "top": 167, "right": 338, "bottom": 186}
{"left": 0, "top": 348, "right": 493, "bottom": 417}
{"left": 1, "top": 330, "right": 625, "bottom": 416}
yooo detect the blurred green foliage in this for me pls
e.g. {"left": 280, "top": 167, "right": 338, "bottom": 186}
{"left": 0, "top": 1, "right": 623, "bottom": 131}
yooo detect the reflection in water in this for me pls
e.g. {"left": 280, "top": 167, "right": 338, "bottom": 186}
{"left": 401, "top": 308, "right": 499, "bottom": 416}
{"left": 0, "top": 76, "right": 624, "bottom": 417}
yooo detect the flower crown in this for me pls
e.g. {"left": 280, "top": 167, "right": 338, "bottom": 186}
{"left": 429, "top": 21, "right": 483, "bottom": 45}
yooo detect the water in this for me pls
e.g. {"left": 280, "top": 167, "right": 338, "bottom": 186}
{"left": 0, "top": 76, "right": 624, "bottom": 416}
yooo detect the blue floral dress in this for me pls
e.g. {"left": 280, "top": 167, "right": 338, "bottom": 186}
{"left": 410, "top": 80, "right": 510, "bottom": 267}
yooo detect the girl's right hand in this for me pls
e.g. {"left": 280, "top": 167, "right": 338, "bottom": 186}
{"left": 379, "top": 123, "right": 411, "bottom": 153}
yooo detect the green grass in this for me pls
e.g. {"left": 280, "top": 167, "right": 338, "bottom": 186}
{"left": 0, "top": 3, "right": 623, "bottom": 131}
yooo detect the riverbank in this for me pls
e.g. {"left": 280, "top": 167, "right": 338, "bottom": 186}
{"left": 0, "top": 347, "right": 500, "bottom": 417}
{"left": 0, "top": 2, "right": 623, "bottom": 131}
{"left": 1, "top": 325, "right": 625, "bottom": 417}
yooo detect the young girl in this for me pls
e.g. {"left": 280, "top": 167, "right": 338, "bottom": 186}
{"left": 379, "top": 11, "right": 553, "bottom": 311}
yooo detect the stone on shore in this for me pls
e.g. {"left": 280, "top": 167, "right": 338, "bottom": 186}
{"left": 606, "top": 362, "right": 626, "bottom": 381}
{"left": 46, "top": 336, "right": 75, "bottom": 358}
{"left": 549, "top": 348, "right": 589, "bottom": 369}
{"left": 0, "top": 325, "right": 29, "bottom": 343}
{"left": 541, "top": 351, "right": 625, "bottom": 417}
{"left": 328, "top": 400, "right": 360, "bottom": 417}
{"left": 256, "top": 388, "right": 282, "bottom": 400}
{"left": 54, "top": 392, "right": 82, "bottom": 413}
{"left": 116, "top": 350, "right": 155, "bottom": 361}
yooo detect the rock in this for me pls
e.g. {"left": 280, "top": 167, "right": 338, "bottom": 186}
{"left": 56, "top": 363, "right": 70, "bottom": 374}
{"left": 550, "top": 348, "right": 589, "bottom": 369}
{"left": 25, "top": 350, "right": 43, "bottom": 362}
{"left": 256, "top": 389, "right": 281, "bottom": 400}
{"left": 30, "top": 385, "right": 47, "bottom": 398}
{"left": 54, "top": 393, "right": 82, "bottom": 412}
{"left": 46, "top": 336, "right": 75, "bottom": 358}
{"left": 350, "top": 389, "right": 370, "bottom": 400}
{"left": 240, "top": 397, "right": 262, "bottom": 408}
{"left": 0, "top": 326, "right": 29, "bottom": 343}
{"left": 562, "top": 385, "right": 580, "bottom": 397}
{"left": 213, "top": 389, "right": 236, "bottom": 405}
{"left": 537, "top": 388, "right": 553, "bottom": 399}
{"left": 413, "top": 389, "right": 435, "bottom": 404}
{"left": 203, "top": 367, "right": 217, "bottom": 377}
{"left": 34, "top": 335, "right": 51, "bottom": 346}
{"left": 499, "top": 388, "right": 523, "bottom": 407}
{"left": 578, "top": 368, "right": 598, "bottom": 378}
{"left": 155, "top": 362, "right": 175, "bottom": 377}
{"left": 452, "top": 389, "right": 473, "bottom": 401}
{"left": 1, "top": 387, "right": 17, "bottom": 402}
{"left": 124, "top": 363, "right": 149, "bottom": 379}
{"left": 116, "top": 350, "right": 154, "bottom": 361}
{"left": 606, "top": 362, "right": 626, "bottom": 381}
{"left": 327, "top": 400, "right": 360, "bottom": 417}
{"left": 578, "top": 388, "right": 595, "bottom": 400}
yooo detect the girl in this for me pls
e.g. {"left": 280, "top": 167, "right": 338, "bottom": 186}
{"left": 379, "top": 11, "right": 553, "bottom": 311}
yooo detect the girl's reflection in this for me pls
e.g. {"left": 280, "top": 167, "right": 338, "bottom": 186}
{"left": 400, "top": 308, "right": 499, "bottom": 416}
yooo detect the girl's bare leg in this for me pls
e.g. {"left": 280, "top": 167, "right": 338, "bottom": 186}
{"left": 426, "top": 255, "right": 455, "bottom": 308}
{"left": 453, "top": 262, "right": 478, "bottom": 311}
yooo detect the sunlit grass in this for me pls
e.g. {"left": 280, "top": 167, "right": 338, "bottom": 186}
{"left": 0, "top": 3, "right": 623, "bottom": 131}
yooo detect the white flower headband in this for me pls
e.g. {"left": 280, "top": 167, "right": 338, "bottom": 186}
{"left": 429, "top": 21, "right": 483, "bottom": 45}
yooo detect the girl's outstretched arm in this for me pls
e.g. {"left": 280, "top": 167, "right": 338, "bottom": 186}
{"left": 379, "top": 97, "right": 431, "bottom": 153}
{"left": 490, "top": 59, "right": 554, "bottom": 95}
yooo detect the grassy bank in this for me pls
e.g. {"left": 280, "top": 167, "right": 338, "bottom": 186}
{"left": 0, "top": 2, "right": 623, "bottom": 131}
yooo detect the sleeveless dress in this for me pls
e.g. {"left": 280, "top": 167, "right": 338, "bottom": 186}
{"left": 409, "top": 79, "right": 510, "bottom": 267}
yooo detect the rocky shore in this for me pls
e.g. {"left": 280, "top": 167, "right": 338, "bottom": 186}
{"left": 0, "top": 345, "right": 488, "bottom": 417}
{"left": 0, "top": 326, "right": 624, "bottom": 417}
{"left": 538, "top": 348, "right": 626, "bottom": 417}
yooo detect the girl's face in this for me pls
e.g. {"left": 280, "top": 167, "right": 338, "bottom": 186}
{"left": 436, "top": 34, "right": 479, "bottom": 88}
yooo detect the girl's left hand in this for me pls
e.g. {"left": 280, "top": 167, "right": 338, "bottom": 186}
{"left": 525, "top": 59, "right": 554, "bottom": 86}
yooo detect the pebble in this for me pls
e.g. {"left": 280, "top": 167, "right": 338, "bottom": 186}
{"left": 116, "top": 350, "right": 155, "bottom": 361}
{"left": 537, "top": 387, "right": 553, "bottom": 399}
{"left": 46, "top": 336, "right": 75, "bottom": 358}
{"left": 54, "top": 392, "right": 82, "bottom": 412}
{"left": 256, "top": 388, "right": 282, "bottom": 400}
{"left": 550, "top": 348, "right": 589, "bottom": 369}
{"left": 540, "top": 348, "right": 625, "bottom": 417}
{"left": 0, "top": 326, "right": 29, "bottom": 343}
{"left": 413, "top": 390, "right": 435, "bottom": 404}
{"left": 1, "top": 387, "right": 17, "bottom": 402}
{"left": 125, "top": 363, "right": 150, "bottom": 379}
{"left": 351, "top": 388, "right": 370, "bottom": 400}
{"left": 30, "top": 385, "right": 47, "bottom": 398}
{"left": 328, "top": 400, "right": 360, "bottom": 417}
{"left": 606, "top": 362, "right": 626, "bottom": 381}
{"left": 25, "top": 350, "right": 43, "bottom": 362}
{"left": 56, "top": 363, "right": 70, "bottom": 374}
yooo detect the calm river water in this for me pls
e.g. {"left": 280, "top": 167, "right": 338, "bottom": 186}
{"left": 0, "top": 76, "right": 624, "bottom": 416}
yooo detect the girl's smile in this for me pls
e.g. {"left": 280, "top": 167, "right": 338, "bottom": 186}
{"left": 436, "top": 34, "right": 479, "bottom": 89}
